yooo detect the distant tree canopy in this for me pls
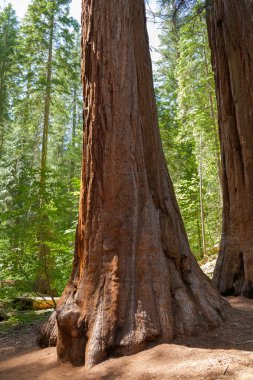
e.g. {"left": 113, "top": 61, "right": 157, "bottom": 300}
{"left": 155, "top": 0, "right": 221, "bottom": 257}
{"left": 0, "top": 1, "right": 82, "bottom": 297}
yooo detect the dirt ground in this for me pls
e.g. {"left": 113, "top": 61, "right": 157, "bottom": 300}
{"left": 1, "top": 297, "right": 253, "bottom": 380}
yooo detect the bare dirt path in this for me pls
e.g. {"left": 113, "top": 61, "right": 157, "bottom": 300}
{"left": 1, "top": 297, "right": 253, "bottom": 380}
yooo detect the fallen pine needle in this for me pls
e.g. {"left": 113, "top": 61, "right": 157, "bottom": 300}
{"left": 223, "top": 364, "right": 229, "bottom": 375}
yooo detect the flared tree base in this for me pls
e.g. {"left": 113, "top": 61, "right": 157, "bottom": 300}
{"left": 39, "top": 256, "right": 229, "bottom": 368}
{"left": 213, "top": 248, "right": 253, "bottom": 299}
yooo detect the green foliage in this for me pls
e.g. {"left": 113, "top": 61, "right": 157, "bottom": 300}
{"left": 0, "top": 4, "right": 19, "bottom": 158}
{"left": 0, "top": 2, "right": 82, "bottom": 297}
{"left": 0, "top": 301, "right": 51, "bottom": 332}
{"left": 156, "top": 4, "right": 222, "bottom": 258}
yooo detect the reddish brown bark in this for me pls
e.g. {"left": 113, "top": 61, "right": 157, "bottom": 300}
{"left": 45, "top": 0, "right": 229, "bottom": 368}
{"left": 207, "top": 0, "right": 253, "bottom": 298}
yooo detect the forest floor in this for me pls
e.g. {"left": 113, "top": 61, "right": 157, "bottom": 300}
{"left": 0, "top": 297, "right": 253, "bottom": 380}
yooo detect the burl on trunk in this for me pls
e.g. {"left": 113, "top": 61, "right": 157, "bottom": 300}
{"left": 207, "top": 0, "right": 253, "bottom": 298}
{"left": 40, "top": 0, "right": 228, "bottom": 368}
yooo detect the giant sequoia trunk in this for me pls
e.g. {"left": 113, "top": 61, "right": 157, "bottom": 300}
{"left": 53, "top": 0, "right": 228, "bottom": 368}
{"left": 206, "top": 0, "right": 253, "bottom": 298}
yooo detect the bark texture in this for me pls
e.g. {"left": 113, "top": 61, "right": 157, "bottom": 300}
{"left": 52, "top": 0, "right": 228, "bottom": 368}
{"left": 37, "top": 311, "right": 58, "bottom": 348}
{"left": 207, "top": 0, "right": 253, "bottom": 298}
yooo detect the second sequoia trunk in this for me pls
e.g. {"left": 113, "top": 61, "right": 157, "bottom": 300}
{"left": 207, "top": 0, "right": 253, "bottom": 298}
{"left": 55, "top": 0, "right": 228, "bottom": 367}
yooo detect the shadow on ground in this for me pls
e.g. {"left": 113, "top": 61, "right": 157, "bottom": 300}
{"left": 0, "top": 297, "right": 253, "bottom": 380}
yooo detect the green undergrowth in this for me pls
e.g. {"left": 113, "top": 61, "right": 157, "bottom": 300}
{"left": 0, "top": 301, "right": 52, "bottom": 333}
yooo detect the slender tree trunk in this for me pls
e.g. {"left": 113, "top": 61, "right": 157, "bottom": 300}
{"left": 43, "top": 0, "right": 229, "bottom": 367}
{"left": 196, "top": 208, "right": 202, "bottom": 256}
{"left": 36, "top": 13, "right": 54, "bottom": 295}
{"left": 40, "top": 14, "right": 54, "bottom": 192}
{"left": 70, "top": 85, "right": 77, "bottom": 182}
{"left": 0, "top": 63, "right": 6, "bottom": 159}
{"left": 202, "top": 41, "right": 222, "bottom": 188}
{"left": 207, "top": 0, "right": 253, "bottom": 298}
{"left": 199, "top": 133, "right": 206, "bottom": 258}
{"left": 0, "top": 133, "right": 4, "bottom": 159}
